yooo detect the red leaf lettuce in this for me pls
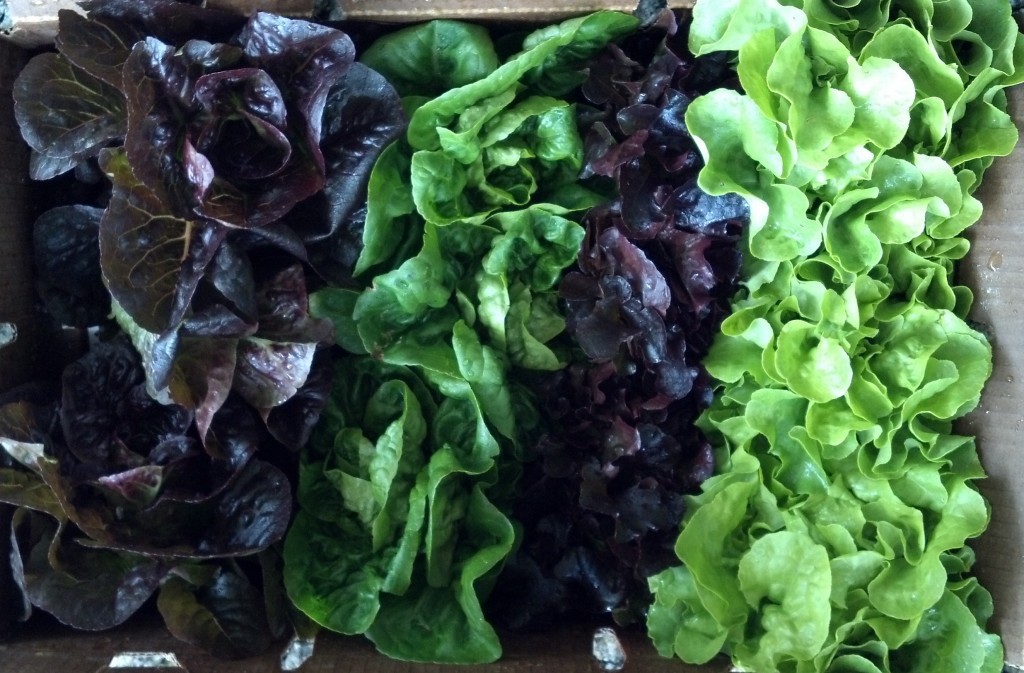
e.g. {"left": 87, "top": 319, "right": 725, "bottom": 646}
{"left": 490, "top": 11, "right": 748, "bottom": 629}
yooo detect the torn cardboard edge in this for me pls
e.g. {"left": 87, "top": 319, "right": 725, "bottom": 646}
{"left": 0, "top": 0, "right": 694, "bottom": 47}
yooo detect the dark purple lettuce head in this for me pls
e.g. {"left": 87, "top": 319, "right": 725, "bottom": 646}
{"left": 0, "top": 341, "right": 300, "bottom": 657}
{"left": 121, "top": 13, "right": 355, "bottom": 229}
{"left": 15, "top": 3, "right": 398, "bottom": 335}
{"left": 14, "top": 1, "right": 354, "bottom": 227}
{"left": 13, "top": 1, "right": 402, "bottom": 241}
{"left": 11, "top": 3, "right": 377, "bottom": 458}
{"left": 13, "top": 0, "right": 245, "bottom": 183}
{"left": 0, "top": 337, "right": 292, "bottom": 559}
{"left": 14, "top": 5, "right": 398, "bottom": 443}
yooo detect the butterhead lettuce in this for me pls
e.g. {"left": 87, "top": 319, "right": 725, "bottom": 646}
{"left": 648, "top": 0, "right": 1019, "bottom": 671}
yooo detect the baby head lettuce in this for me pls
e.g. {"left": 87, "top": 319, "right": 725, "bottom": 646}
{"left": 16, "top": 4, "right": 353, "bottom": 228}
{"left": 283, "top": 355, "right": 516, "bottom": 664}
{"left": 0, "top": 338, "right": 292, "bottom": 558}
{"left": 0, "top": 337, "right": 295, "bottom": 657}
{"left": 353, "top": 11, "right": 638, "bottom": 276}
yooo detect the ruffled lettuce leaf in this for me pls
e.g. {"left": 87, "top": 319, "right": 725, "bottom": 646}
{"left": 113, "top": 261, "right": 333, "bottom": 448}
{"left": 18, "top": 513, "right": 168, "bottom": 632}
{"left": 406, "top": 12, "right": 639, "bottom": 152}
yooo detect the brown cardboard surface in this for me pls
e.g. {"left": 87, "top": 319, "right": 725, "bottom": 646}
{"left": 330, "top": 0, "right": 692, "bottom": 21}
{"left": 961, "top": 84, "right": 1024, "bottom": 669}
{"left": 1, "top": 611, "right": 729, "bottom": 672}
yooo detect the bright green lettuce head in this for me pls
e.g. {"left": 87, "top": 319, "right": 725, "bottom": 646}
{"left": 356, "top": 11, "right": 637, "bottom": 278}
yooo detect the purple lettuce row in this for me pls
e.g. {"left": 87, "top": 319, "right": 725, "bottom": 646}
{"left": 490, "top": 12, "right": 747, "bottom": 629}
{"left": 3, "top": 2, "right": 390, "bottom": 653}
{"left": 0, "top": 337, "right": 306, "bottom": 657}
{"left": 13, "top": 0, "right": 406, "bottom": 449}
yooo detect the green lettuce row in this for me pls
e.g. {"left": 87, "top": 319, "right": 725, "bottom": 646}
{"left": 285, "top": 13, "right": 639, "bottom": 663}
{"left": 647, "top": 0, "right": 1021, "bottom": 671}
{"left": 686, "top": 0, "right": 1023, "bottom": 269}
{"left": 649, "top": 291, "right": 997, "bottom": 671}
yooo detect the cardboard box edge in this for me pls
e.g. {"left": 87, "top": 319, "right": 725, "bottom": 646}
{"left": 0, "top": 0, "right": 696, "bottom": 47}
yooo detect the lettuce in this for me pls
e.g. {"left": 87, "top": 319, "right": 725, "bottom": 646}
{"left": 290, "top": 13, "right": 637, "bottom": 663}
{"left": 14, "top": 1, "right": 407, "bottom": 448}
{"left": 361, "top": 20, "right": 500, "bottom": 99}
{"left": 354, "top": 11, "right": 637, "bottom": 276}
{"left": 282, "top": 357, "right": 513, "bottom": 663}
{"left": 648, "top": 0, "right": 1019, "bottom": 671}
{"left": 0, "top": 338, "right": 294, "bottom": 658}
{"left": 490, "top": 12, "right": 747, "bottom": 630}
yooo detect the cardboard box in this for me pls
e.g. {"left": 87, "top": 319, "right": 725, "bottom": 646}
{"left": 0, "top": 3, "right": 1019, "bottom": 672}
{"left": 0, "top": 0, "right": 695, "bottom": 46}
